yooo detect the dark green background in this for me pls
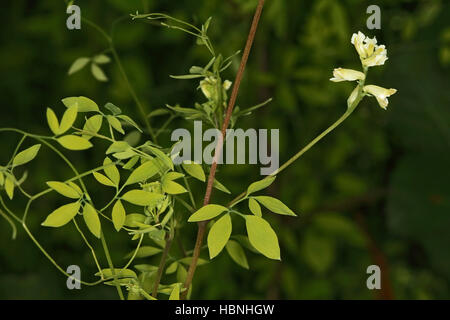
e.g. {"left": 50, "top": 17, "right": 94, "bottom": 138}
{"left": 0, "top": 0, "right": 449, "bottom": 299}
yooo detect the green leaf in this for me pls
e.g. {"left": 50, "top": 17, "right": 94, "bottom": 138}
{"left": 170, "top": 74, "right": 204, "bottom": 79}
{"left": 93, "top": 54, "right": 111, "bottom": 64}
{"left": 123, "top": 131, "right": 141, "bottom": 147}
{"left": 58, "top": 105, "right": 78, "bottom": 134}
{"left": 46, "top": 108, "right": 60, "bottom": 135}
{"left": 248, "top": 198, "right": 262, "bottom": 217}
{"left": 4, "top": 175, "right": 14, "bottom": 200}
{"left": 127, "top": 246, "right": 162, "bottom": 258}
{"left": 95, "top": 268, "right": 137, "bottom": 279}
{"left": 178, "top": 257, "right": 208, "bottom": 266}
{"left": 91, "top": 63, "right": 108, "bottom": 82}
{"left": 169, "top": 284, "right": 180, "bottom": 300}
{"left": 113, "top": 149, "right": 137, "bottom": 160}
{"left": 57, "top": 135, "right": 93, "bottom": 151}
{"left": 124, "top": 213, "right": 146, "bottom": 228}
{"left": 188, "top": 204, "right": 228, "bottom": 222}
{"left": 165, "top": 261, "right": 178, "bottom": 274}
{"left": 42, "top": 202, "right": 81, "bottom": 227}
{"left": 93, "top": 172, "right": 115, "bottom": 187}
{"left": 162, "top": 180, "right": 187, "bottom": 195}
{"left": 106, "top": 141, "right": 130, "bottom": 155}
{"left": 163, "top": 172, "right": 184, "bottom": 181}
{"left": 104, "top": 102, "right": 122, "bottom": 115}
{"left": 68, "top": 57, "right": 90, "bottom": 75}
{"left": 67, "top": 181, "right": 82, "bottom": 194}
{"left": 207, "top": 214, "right": 232, "bottom": 259}
{"left": 182, "top": 161, "right": 206, "bottom": 182}
{"left": 213, "top": 179, "right": 231, "bottom": 194}
{"left": 246, "top": 176, "right": 276, "bottom": 195}
{"left": 134, "top": 264, "right": 158, "bottom": 273}
{"left": 12, "top": 144, "right": 41, "bottom": 167}
{"left": 234, "top": 98, "right": 273, "bottom": 117}
{"left": 121, "top": 190, "right": 164, "bottom": 207}
{"left": 46, "top": 181, "right": 81, "bottom": 199}
{"left": 146, "top": 145, "right": 174, "bottom": 170}
{"left": 253, "top": 196, "right": 297, "bottom": 216}
{"left": 122, "top": 155, "right": 140, "bottom": 170}
{"left": 107, "top": 115, "right": 124, "bottom": 134}
{"left": 112, "top": 200, "right": 126, "bottom": 231}
{"left": 83, "top": 203, "right": 101, "bottom": 238}
{"left": 103, "top": 157, "right": 120, "bottom": 186}
{"left": 226, "top": 240, "right": 249, "bottom": 269}
{"left": 0, "top": 172, "right": 4, "bottom": 187}
{"left": 82, "top": 115, "right": 103, "bottom": 140}
{"left": 117, "top": 115, "right": 142, "bottom": 133}
{"left": 125, "top": 159, "right": 159, "bottom": 186}
{"left": 147, "top": 109, "right": 171, "bottom": 118}
{"left": 245, "top": 215, "right": 280, "bottom": 260}
{"left": 233, "top": 235, "right": 259, "bottom": 254}
{"left": 62, "top": 96, "right": 99, "bottom": 113}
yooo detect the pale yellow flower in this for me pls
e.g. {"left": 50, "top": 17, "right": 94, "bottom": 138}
{"left": 363, "top": 85, "right": 397, "bottom": 109}
{"left": 351, "top": 31, "right": 367, "bottom": 59}
{"left": 351, "top": 31, "right": 388, "bottom": 67}
{"left": 200, "top": 77, "right": 217, "bottom": 100}
{"left": 330, "top": 68, "right": 365, "bottom": 82}
{"left": 223, "top": 80, "right": 232, "bottom": 91}
{"left": 200, "top": 78, "right": 232, "bottom": 100}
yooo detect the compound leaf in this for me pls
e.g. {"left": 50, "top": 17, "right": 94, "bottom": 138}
{"left": 112, "top": 200, "right": 126, "bottom": 231}
{"left": 68, "top": 57, "right": 90, "bottom": 75}
{"left": 226, "top": 240, "right": 249, "bottom": 269}
{"left": 207, "top": 213, "right": 232, "bottom": 259}
{"left": 246, "top": 176, "right": 276, "bottom": 196}
{"left": 188, "top": 204, "right": 228, "bottom": 222}
{"left": 182, "top": 161, "right": 206, "bottom": 182}
{"left": 103, "top": 157, "right": 120, "bottom": 186}
{"left": 57, "top": 135, "right": 93, "bottom": 151}
{"left": 13, "top": 144, "right": 41, "bottom": 167}
{"left": 46, "top": 108, "right": 60, "bottom": 135}
{"left": 83, "top": 203, "right": 101, "bottom": 238}
{"left": 42, "top": 202, "right": 81, "bottom": 227}
{"left": 93, "top": 172, "right": 115, "bottom": 187}
{"left": 91, "top": 63, "right": 108, "bottom": 82}
{"left": 122, "top": 190, "right": 164, "bottom": 207}
{"left": 62, "top": 96, "right": 99, "bottom": 113}
{"left": 254, "top": 196, "right": 297, "bottom": 216}
{"left": 46, "top": 181, "right": 81, "bottom": 199}
{"left": 125, "top": 159, "right": 159, "bottom": 186}
{"left": 245, "top": 215, "right": 280, "bottom": 260}
{"left": 59, "top": 105, "right": 78, "bottom": 134}
{"left": 248, "top": 198, "right": 262, "bottom": 217}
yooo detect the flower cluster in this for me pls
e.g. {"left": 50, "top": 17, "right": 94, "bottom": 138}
{"left": 330, "top": 31, "right": 397, "bottom": 110}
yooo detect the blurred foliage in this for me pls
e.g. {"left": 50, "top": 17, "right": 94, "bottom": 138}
{"left": 0, "top": 0, "right": 449, "bottom": 299}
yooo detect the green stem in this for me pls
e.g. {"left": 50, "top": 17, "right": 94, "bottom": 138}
{"left": 73, "top": 218, "right": 103, "bottom": 275}
{"left": 228, "top": 88, "right": 365, "bottom": 208}
{"left": 0, "top": 208, "right": 17, "bottom": 239}
{"left": 100, "top": 231, "right": 125, "bottom": 300}
{"left": 183, "top": 176, "right": 197, "bottom": 210}
{"left": 122, "top": 235, "right": 144, "bottom": 270}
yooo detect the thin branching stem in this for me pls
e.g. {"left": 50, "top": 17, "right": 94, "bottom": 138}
{"left": 181, "top": 0, "right": 266, "bottom": 300}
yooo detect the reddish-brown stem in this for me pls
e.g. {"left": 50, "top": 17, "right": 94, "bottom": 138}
{"left": 152, "top": 234, "right": 173, "bottom": 297}
{"left": 181, "top": 0, "right": 265, "bottom": 300}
